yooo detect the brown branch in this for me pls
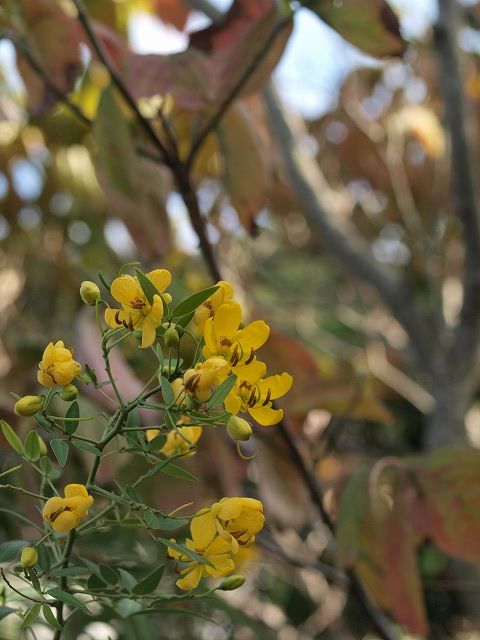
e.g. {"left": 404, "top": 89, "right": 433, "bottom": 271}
{"left": 263, "top": 84, "right": 437, "bottom": 376}
{"left": 434, "top": 1, "right": 480, "bottom": 373}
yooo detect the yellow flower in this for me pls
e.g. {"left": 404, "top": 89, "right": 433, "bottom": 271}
{"left": 104, "top": 269, "right": 172, "bottom": 348}
{"left": 203, "top": 301, "right": 269, "bottom": 382}
{"left": 225, "top": 372, "right": 293, "bottom": 426}
{"left": 195, "top": 498, "right": 265, "bottom": 553}
{"left": 183, "top": 357, "right": 230, "bottom": 403}
{"left": 193, "top": 281, "right": 234, "bottom": 332}
{"left": 37, "top": 341, "right": 82, "bottom": 388}
{"left": 43, "top": 484, "right": 93, "bottom": 532}
{"left": 20, "top": 546, "right": 38, "bottom": 568}
{"left": 146, "top": 423, "right": 202, "bottom": 457}
{"left": 168, "top": 516, "right": 235, "bottom": 590}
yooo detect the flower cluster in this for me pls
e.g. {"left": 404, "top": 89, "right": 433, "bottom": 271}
{"left": 43, "top": 484, "right": 94, "bottom": 532}
{"left": 169, "top": 497, "right": 264, "bottom": 590}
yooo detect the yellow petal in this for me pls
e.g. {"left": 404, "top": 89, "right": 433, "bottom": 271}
{"left": 37, "top": 369, "right": 54, "bottom": 387}
{"left": 146, "top": 428, "right": 160, "bottom": 442}
{"left": 53, "top": 361, "right": 81, "bottom": 385}
{"left": 141, "top": 317, "right": 156, "bottom": 348}
{"left": 40, "top": 343, "right": 56, "bottom": 365}
{"left": 149, "top": 295, "right": 163, "bottom": 326}
{"left": 214, "top": 498, "right": 243, "bottom": 521}
{"left": 248, "top": 405, "right": 284, "bottom": 426}
{"left": 225, "top": 391, "right": 242, "bottom": 415}
{"left": 190, "top": 511, "right": 217, "bottom": 549}
{"left": 64, "top": 484, "right": 89, "bottom": 498}
{"left": 237, "top": 320, "right": 270, "bottom": 351}
{"left": 258, "top": 373, "right": 293, "bottom": 400}
{"left": 105, "top": 308, "right": 130, "bottom": 328}
{"left": 43, "top": 496, "right": 64, "bottom": 520}
{"left": 52, "top": 510, "right": 77, "bottom": 532}
{"left": 234, "top": 360, "right": 266, "bottom": 383}
{"left": 176, "top": 565, "right": 203, "bottom": 591}
{"left": 147, "top": 269, "right": 172, "bottom": 294}
{"left": 213, "top": 302, "right": 242, "bottom": 343}
{"left": 111, "top": 275, "right": 140, "bottom": 306}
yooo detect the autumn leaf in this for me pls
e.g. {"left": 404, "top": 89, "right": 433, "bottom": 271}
{"left": 306, "top": 0, "right": 406, "bottom": 58}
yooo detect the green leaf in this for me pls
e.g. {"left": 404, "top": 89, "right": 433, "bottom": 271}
{"left": 134, "top": 267, "right": 160, "bottom": 305}
{"left": 160, "top": 462, "right": 198, "bottom": 483}
{"left": 72, "top": 440, "right": 102, "bottom": 455}
{"left": 19, "top": 604, "right": 41, "bottom": 630}
{"left": 0, "top": 540, "right": 28, "bottom": 563}
{"left": 34, "top": 413, "right": 55, "bottom": 436}
{"left": 37, "top": 544, "right": 51, "bottom": 574}
{"left": 206, "top": 374, "right": 237, "bottom": 410}
{"left": 132, "top": 566, "right": 165, "bottom": 595}
{"left": 171, "top": 285, "right": 219, "bottom": 319}
{"left": 147, "top": 434, "right": 167, "bottom": 452}
{"left": 160, "top": 375, "right": 174, "bottom": 405}
{"left": 50, "top": 439, "right": 69, "bottom": 467}
{"left": 47, "top": 588, "right": 88, "bottom": 612}
{"left": 158, "top": 539, "right": 213, "bottom": 566}
{"left": 64, "top": 401, "right": 80, "bottom": 435}
{"left": 94, "top": 87, "right": 136, "bottom": 198}
{"left": 118, "top": 568, "right": 137, "bottom": 592}
{"left": 99, "top": 565, "right": 119, "bottom": 585}
{"left": 116, "top": 597, "right": 142, "bottom": 618}
{"left": 39, "top": 455, "right": 54, "bottom": 478}
{"left": 0, "top": 607, "right": 17, "bottom": 621}
{"left": 144, "top": 510, "right": 187, "bottom": 531}
{"left": 306, "top": 0, "right": 405, "bottom": 58}
{"left": 24, "top": 430, "right": 41, "bottom": 462}
{"left": 42, "top": 604, "right": 62, "bottom": 630}
{"left": 51, "top": 566, "right": 85, "bottom": 577}
{"left": 0, "top": 419, "right": 23, "bottom": 454}
{"left": 176, "top": 311, "right": 195, "bottom": 328}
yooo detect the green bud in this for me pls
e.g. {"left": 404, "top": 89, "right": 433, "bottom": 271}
{"left": 37, "top": 435, "right": 47, "bottom": 457}
{"left": 20, "top": 546, "right": 38, "bottom": 569}
{"left": 14, "top": 395, "right": 43, "bottom": 417}
{"left": 134, "top": 330, "right": 142, "bottom": 342}
{"left": 60, "top": 384, "right": 78, "bottom": 401}
{"left": 164, "top": 326, "right": 180, "bottom": 348}
{"left": 227, "top": 416, "right": 252, "bottom": 442}
{"left": 80, "top": 280, "right": 100, "bottom": 305}
{"left": 217, "top": 574, "right": 246, "bottom": 591}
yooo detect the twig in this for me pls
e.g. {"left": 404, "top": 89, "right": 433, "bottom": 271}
{"left": 434, "top": 1, "right": 480, "bottom": 373}
{"left": 1, "top": 568, "right": 44, "bottom": 605}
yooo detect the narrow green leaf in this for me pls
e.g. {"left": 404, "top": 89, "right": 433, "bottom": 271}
{"left": 0, "top": 540, "right": 28, "bottom": 563}
{"left": 144, "top": 510, "right": 187, "bottom": 531}
{"left": 72, "top": 440, "right": 102, "bottom": 455}
{"left": 36, "top": 544, "right": 51, "bottom": 574}
{"left": 50, "top": 439, "right": 69, "bottom": 467}
{"left": 160, "top": 375, "right": 174, "bottom": 405}
{"left": 19, "top": 604, "right": 41, "bottom": 630}
{"left": 0, "top": 419, "right": 23, "bottom": 454}
{"left": 47, "top": 588, "right": 88, "bottom": 612}
{"left": 160, "top": 462, "right": 198, "bottom": 483}
{"left": 132, "top": 565, "right": 165, "bottom": 595}
{"left": 42, "top": 604, "right": 62, "bottom": 630}
{"left": 147, "top": 434, "right": 167, "bottom": 452}
{"left": 172, "top": 285, "right": 219, "bottom": 319}
{"left": 176, "top": 311, "right": 195, "bottom": 328}
{"left": 206, "top": 374, "right": 237, "bottom": 410}
{"left": 118, "top": 568, "right": 137, "bottom": 592}
{"left": 24, "top": 430, "right": 41, "bottom": 462}
{"left": 64, "top": 401, "right": 79, "bottom": 435}
{"left": 134, "top": 267, "right": 159, "bottom": 305}
{"left": 34, "top": 413, "right": 55, "bottom": 436}
{"left": 117, "top": 597, "right": 142, "bottom": 618}
{"left": 99, "top": 565, "right": 119, "bottom": 585}
{"left": 158, "top": 539, "right": 213, "bottom": 566}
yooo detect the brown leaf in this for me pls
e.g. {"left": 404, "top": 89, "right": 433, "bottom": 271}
{"left": 217, "top": 104, "right": 269, "bottom": 234}
{"left": 15, "top": 0, "right": 83, "bottom": 116}
{"left": 307, "top": 0, "right": 406, "bottom": 58}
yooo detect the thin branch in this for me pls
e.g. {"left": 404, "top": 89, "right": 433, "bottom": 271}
{"left": 434, "top": 0, "right": 480, "bottom": 372}
{"left": 263, "top": 84, "right": 436, "bottom": 375}
{"left": 1, "top": 568, "right": 44, "bottom": 605}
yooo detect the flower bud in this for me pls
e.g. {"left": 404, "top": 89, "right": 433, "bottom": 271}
{"left": 60, "top": 384, "right": 78, "bottom": 401}
{"left": 227, "top": 416, "right": 252, "bottom": 442}
{"left": 20, "top": 546, "right": 38, "bottom": 569}
{"left": 164, "top": 326, "right": 180, "bottom": 348}
{"left": 80, "top": 281, "right": 100, "bottom": 306}
{"left": 14, "top": 395, "right": 43, "bottom": 417}
{"left": 217, "top": 574, "right": 246, "bottom": 591}
{"left": 37, "top": 435, "right": 47, "bottom": 457}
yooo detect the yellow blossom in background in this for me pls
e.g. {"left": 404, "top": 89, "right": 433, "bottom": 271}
{"left": 203, "top": 301, "right": 268, "bottom": 382}
{"left": 193, "top": 498, "right": 265, "bottom": 553}
{"left": 43, "top": 484, "right": 93, "bottom": 532}
{"left": 183, "top": 357, "right": 230, "bottom": 402}
{"left": 168, "top": 514, "right": 235, "bottom": 590}
{"left": 225, "top": 372, "right": 293, "bottom": 426}
{"left": 193, "top": 281, "right": 234, "bottom": 331}
{"left": 146, "top": 423, "right": 202, "bottom": 456}
{"left": 105, "top": 269, "right": 172, "bottom": 348}
{"left": 37, "top": 341, "right": 81, "bottom": 388}
{"left": 388, "top": 105, "right": 446, "bottom": 159}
